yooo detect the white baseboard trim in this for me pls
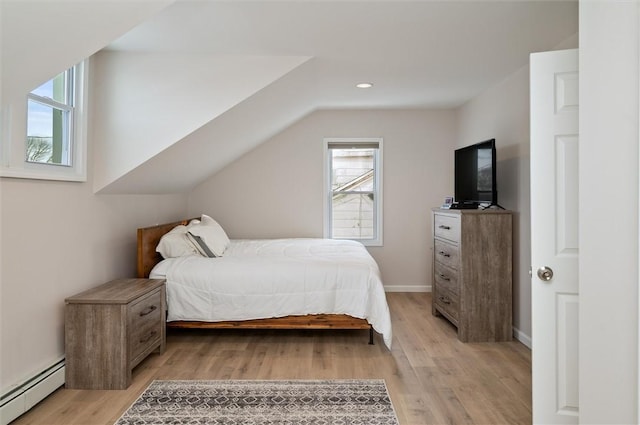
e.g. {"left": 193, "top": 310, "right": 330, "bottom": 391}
{"left": 512, "top": 327, "right": 532, "bottom": 349}
{"left": 384, "top": 285, "right": 430, "bottom": 292}
{"left": 0, "top": 360, "right": 65, "bottom": 425}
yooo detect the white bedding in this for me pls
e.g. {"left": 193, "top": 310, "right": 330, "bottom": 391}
{"left": 150, "top": 238, "right": 392, "bottom": 348}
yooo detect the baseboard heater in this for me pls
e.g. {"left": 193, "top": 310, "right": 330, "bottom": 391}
{"left": 0, "top": 359, "right": 65, "bottom": 425}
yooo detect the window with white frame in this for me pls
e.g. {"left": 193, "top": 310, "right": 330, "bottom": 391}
{"left": 324, "top": 138, "right": 383, "bottom": 246}
{"left": 26, "top": 67, "right": 75, "bottom": 166}
{"left": 1, "top": 61, "right": 87, "bottom": 181}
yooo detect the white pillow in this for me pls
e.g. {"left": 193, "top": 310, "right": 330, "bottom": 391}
{"left": 156, "top": 225, "right": 199, "bottom": 259}
{"left": 188, "top": 214, "right": 230, "bottom": 257}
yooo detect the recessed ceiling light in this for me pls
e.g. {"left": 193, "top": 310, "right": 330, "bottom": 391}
{"left": 356, "top": 82, "right": 373, "bottom": 89}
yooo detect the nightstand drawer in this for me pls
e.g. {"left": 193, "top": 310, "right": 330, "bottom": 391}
{"left": 434, "top": 239, "right": 459, "bottom": 270}
{"left": 434, "top": 261, "right": 459, "bottom": 295}
{"left": 130, "top": 322, "right": 161, "bottom": 364}
{"left": 129, "top": 288, "right": 163, "bottom": 365}
{"left": 130, "top": 288, "right": 162, "bottom": 326}
{"left": 434, "top": 214, "right": 460, "bottom": 243}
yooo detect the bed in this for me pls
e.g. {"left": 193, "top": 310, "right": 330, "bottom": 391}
{"left": 137, "top": 217, "right": 392, "bottom": 348}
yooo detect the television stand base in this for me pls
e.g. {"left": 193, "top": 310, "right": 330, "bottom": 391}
{"left": 450, "top": 202, "right": 478, "bottom": 210}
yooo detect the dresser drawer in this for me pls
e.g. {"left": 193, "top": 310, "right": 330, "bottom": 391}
{"left": 434, "top": 261, "right": 459, "bottom": 295}
{"left": 434, "top": 239, "right": 459, "bottom": 270}
{"left": 434, "top": 286, "right": 459, "bottom": 325}
{"left": 434, "top": 214, "right": 461, "bottom": 243}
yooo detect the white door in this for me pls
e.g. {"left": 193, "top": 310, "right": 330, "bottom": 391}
{"left": 530, "top": 49, "right": 579, "bottom": 424}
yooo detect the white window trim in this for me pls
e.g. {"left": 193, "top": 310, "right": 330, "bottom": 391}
{"left": 323, "top": 137, "right": 383, "bottom": 247}
{"left": 0, "top": 60, "right": 88, "bottom": 182}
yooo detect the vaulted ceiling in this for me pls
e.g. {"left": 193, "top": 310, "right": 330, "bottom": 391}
{"left": 7, "top": 0, "right": 580, "bottom": 194}
{"left": 106, "top": 0, "right": 579, "bottom": 109}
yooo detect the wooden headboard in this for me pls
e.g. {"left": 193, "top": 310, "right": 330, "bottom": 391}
{"left": 137, "top": 219, "right": 194, "bottom": 278}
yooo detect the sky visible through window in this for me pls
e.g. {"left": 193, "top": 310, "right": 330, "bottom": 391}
{"left": 28, "top": 79, "right": 55, "bottom": 138}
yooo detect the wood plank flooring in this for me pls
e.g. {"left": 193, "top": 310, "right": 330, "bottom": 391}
{"left": 11, "top": 293, "right": 531, "bottom": 425}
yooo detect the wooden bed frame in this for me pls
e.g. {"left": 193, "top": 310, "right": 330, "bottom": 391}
{"left": 136, "top": 219, "right": 374, "bottom": 343}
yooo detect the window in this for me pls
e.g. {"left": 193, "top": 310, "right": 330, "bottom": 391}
{"left": 0, "top": 61, "right": 87, "bottom": 181}
{"left": 26, "top": 68, "right": 75, "bottom": 166}
{"left": 324, "top": 138, "right": 383, "bottom": 246}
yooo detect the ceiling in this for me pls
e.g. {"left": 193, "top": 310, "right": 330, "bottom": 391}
{"left": 94, "top": 0, "right": 578, "bottom": 194}
{"left": 106, "top": 0, "right": 579, "bottom": 110}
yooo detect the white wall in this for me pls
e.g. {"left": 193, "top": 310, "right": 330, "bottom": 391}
{"left": 0, "top": 180, "right": 186, "bottom": 392}
{"left": 0, "top": 0, "right": 173, "bottom": 172}
{"left": 0, "top": 95, "right": 188, "bottom": 394}
{"left": 456, "top": 34, "right": 578, "bottom": 344}
{"left": 0, "top": 0, "right": 189, "bottom": 394}
{"left": 188, "top": 109, "right": 456, "bottom": 290}
{"left": 456, "top": 66, "right": 532, "bottom": 342}
{"left": 579, "top": 1, "right": 639, "bottom": 422}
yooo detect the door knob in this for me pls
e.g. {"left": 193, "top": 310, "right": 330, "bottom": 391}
{"left": 537, "top": 266, "right": 554, "bottom": 282}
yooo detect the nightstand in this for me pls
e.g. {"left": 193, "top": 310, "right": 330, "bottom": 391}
{"left": 64, "top": 278, "right": 166, "bottom": 389}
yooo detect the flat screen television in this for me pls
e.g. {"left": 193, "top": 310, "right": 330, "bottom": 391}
{"left": 454, "top": 139, "right": 497, "bottom": 208}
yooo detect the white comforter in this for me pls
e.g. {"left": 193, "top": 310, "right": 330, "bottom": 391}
{"left": 150, "top": 238, "right": 392, "bottom": 348}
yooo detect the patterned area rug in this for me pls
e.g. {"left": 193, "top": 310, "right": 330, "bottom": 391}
{"left": 115, "top": 379, "right": 399, "bottom": 425}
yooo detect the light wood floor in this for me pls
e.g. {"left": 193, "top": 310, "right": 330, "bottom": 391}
{"left": 12, "top": 293, "right": 531, "bottom": 425}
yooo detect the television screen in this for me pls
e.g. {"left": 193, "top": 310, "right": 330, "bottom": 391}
{"left": 454, "top": 139, "right": 497, "bottom": 206}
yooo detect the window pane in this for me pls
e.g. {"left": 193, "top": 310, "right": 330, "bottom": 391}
{"left": 31, "top": 71, "right": 68, "bottom": 104}
{"left": 331, "top": 148, "right": 374, "bottom": 191}
{"left": 27, "top": 100, "right": 53, "bottom": 163}
{"left": 31, "top": 79, "right": 53, "bottom": 99}
{"left": 26, "top": 99, "right": 69, "bottom": 165}
{"left": 330, "top": 147, "right": 377, "bottom": 240}
{"left": 331, "top": 193, "right": 375, "bottom": 239}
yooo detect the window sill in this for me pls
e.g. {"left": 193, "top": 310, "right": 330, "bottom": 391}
{"left": 0, "top": 166, "right": 86, "bottom": 182}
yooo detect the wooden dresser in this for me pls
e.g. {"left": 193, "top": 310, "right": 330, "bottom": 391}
{"left": 65, "top": 278, "right": 166, "bottom": 389}
{"left": 431, "top": 208, "right": 512, "bottom": 342}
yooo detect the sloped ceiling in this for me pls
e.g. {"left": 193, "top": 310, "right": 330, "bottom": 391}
{"left": 1, "top": 0, "right": 174, "bottom": 101}
{"left": 96, "top": 0, "right": 578, "bottom": 194}
{"left": 92, "top": 52, "right": 311, "bottom": 193}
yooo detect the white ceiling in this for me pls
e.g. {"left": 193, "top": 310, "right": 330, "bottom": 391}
{"left": 96, "top": 0, "right": 578, "bottom": 194}
{"left": 106, "top": 0, "right": 579, "bottom": 110}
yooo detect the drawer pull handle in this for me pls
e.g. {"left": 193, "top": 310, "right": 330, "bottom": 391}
{"left": 438, "top": 251, "right": 451, "bottom": 258}
{"left": 438, "top": 225, "right": 451, "bottom": 230}
{"left": 139, "top": 305, "right": 157, "bottom": 317}
{"left": 439, "top": 273, "right": 450, "bottom": 281}
{"left": 140, "top": 331, "right": 158, "bottom": 344}
{"left": 439, "top": 296, "right": 451, "bottom": 305}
